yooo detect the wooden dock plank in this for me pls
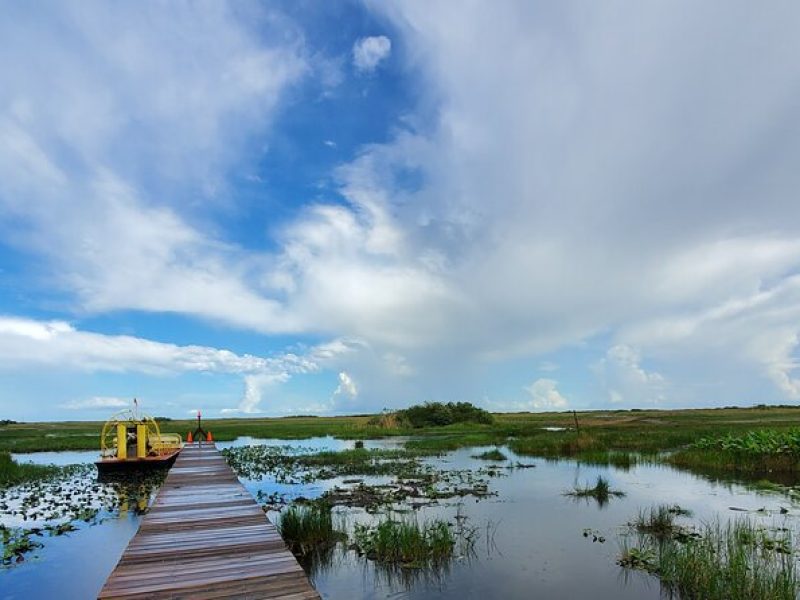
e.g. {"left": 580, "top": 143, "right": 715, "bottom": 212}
{"left": 98, "top": 443, "right": 320, "bottom": 600}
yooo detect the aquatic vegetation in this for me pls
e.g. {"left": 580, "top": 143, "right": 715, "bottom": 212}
{"left": 322, "top": 483, "right": 413, "bottom": 512}
{"left": 692, "top": 429, "right": 800, "bottom": 454}
{"left": 631, "top": 505, "right": 692, "bottom": 539}
{"left": 0, "top": 465, "right": 163, "bottom": 564}
{"left": 321, "top": 469, "right": 496, "bottom": 513}
{"left": 671, "top": 429, "right": 800, "bottom": 473}
{"left": 223, "top": 445, "right": 426, "bottom": 483}
{"left": 617, "top": 545, "right": 656, "bottom": 571}
{"left": 565, "top": 475, "right": 625, "bottom": 506}
{"left": 510, "top": 432, "right": 602, "bottom": 457}
{"left": 582, "top": 528, "right": 606, "bottom": 543}
{"left": 0, "top": 452, "right": 62, "bottom": 487}
{"left": 472, "top": 448, "right": 507, "bottom": 461}
{"left": 277, "top": 502, "right": 344, "bottom": 555}
{"left": 575, "top": 450, "right": 642, "bottom": 470}
{"left": 405, "top": 433, "right": 505, "bottom": 452}
{"left": 353, "top": 517, "right": 463, "bottom": 567}
{"left": 1, "top": 526, "right": 42, "bottom": 564}
{"left": 299, "top": 448, "right": 423, "bottom": 478}
{"left": 619, "top": 518, "right": 799, "bottom": 599}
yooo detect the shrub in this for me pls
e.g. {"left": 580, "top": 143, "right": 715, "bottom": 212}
{"left": 396, "top": 402, "right": 494, "bottom": 428}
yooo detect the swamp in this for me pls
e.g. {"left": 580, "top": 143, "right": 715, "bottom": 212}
{"left": 4, "top": 406, "right": 800, "bottom": 598}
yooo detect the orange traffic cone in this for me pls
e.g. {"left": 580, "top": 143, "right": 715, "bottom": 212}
{"left": 206, "top": 431, "right": 213, "bottom": 442}
{"left": 187, "top": 431, "right": 193, "bottom": 443}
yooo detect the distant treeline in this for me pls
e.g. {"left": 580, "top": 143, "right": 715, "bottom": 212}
{"left": 370, "top": 402, "right": 494, "bottom": 429}
{"left": 0, "top": 419, "right": 18, "bottom": 426}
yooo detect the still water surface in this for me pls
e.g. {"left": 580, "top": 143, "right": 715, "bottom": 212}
{"left": 4, "top": 436, "right": 798, "bottom": 599}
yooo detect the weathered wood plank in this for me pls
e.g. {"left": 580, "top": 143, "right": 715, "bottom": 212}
{"left": 98, "top": 443, "right": 319, "bottom": 600}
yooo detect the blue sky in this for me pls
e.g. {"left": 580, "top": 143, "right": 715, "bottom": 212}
{"left": 2, "top": 1, "right": 800, "bottom": 421}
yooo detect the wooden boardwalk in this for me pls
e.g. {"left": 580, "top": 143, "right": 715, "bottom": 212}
{"left": 98, "top": 443, "right": 320, "bottom": 600}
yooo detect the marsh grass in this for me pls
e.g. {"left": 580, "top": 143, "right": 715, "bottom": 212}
{"left": 631, "top": 505, "right": 692, "bottom": 539}
{"left": 7, "top": 406, "right": 800, "bottom": 457}
{"left": 353, "top": 517, "right": 464, "bottom": 567}
{"left": 670, "top": 448, "right": 800, "bottom": 474}
{"left": 576, "top": 450, "right": 644, "bottom": 470}
{"left": 472, "top": 448, "right": 507, "bottom": 461}
{"left": 566, "top": 475, "right": 625, "bottom": 505}
{"left": 0, "top": 451, "right": 61, "bottom": 487}
{"left": 405, "top": 433, "right": 507, "bottom": 453}
{"left": 620, "top": 519, "right": 798, "bottom": 600}
{"left": 277, "top": 502, "right": 344, "bottom": 555}
{"left": 669, "top": 429, "right": 800, "bottom": 474}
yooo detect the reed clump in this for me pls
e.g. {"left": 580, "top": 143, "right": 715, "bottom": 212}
{"left": 472, "top": 448, "right": 507, "bottom": 461}
{"left": 619, "top": 518, "right": 798, "bottom": 600}
{"left": 566, "top": 475, "right": 625, "bottom": 505}
{"left": 277, "top": 502, "right": 344, "bottom": 555}
{"left": 353, "top": 517, "right": 460, "bottom": 567}
{"left": 0, "top": 451, "right": 60, "bottom": 488}
{"left": 631, "top": 504, "right": 692, "bottom": 539}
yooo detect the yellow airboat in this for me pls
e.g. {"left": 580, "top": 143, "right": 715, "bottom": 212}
{"left": 96, "top": 403, "right": 183, "bottom": 474}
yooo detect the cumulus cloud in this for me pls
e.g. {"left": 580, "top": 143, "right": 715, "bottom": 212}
{"left": 4, "top": 2, "right": 800, "bottom": 413}
{"left": 222, "top": 374, "right": 286, "bottom": 415}
{"left": 333, "top": 371, "right": 358, "bottom": 399}
{"left": 594, "top": 345, "right": 666, "bottom": 405}
{"left": 0, "top": 1, "right": 306, "bottom": 334}
{"left": 620, "top": 274, "right": 800, "bottom": 402}
{"left": 352, "top": 35, "right": 391, "bottom": 72}
{"left": 0, "top": 316, "right": 318, "bottom": 376}
{"left": 343, "top": 1, "right": 800, "bottom": 404}
{"left": 525, "top": 379, "right": 568, "bottom": 410}
{"left": 0, "top": 315, "right": 360, "bottom": 414}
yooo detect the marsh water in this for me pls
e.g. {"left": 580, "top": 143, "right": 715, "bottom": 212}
{"left": 3, "top": 437, "right": 800, "bottom": 599}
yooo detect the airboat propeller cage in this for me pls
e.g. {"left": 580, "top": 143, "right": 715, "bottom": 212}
{"left": 100, "top": 407, "right": 182, "bottom": 459}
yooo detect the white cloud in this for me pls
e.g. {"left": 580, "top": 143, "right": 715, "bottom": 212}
{"left": 3, "top": 3, "right": 800, "bottom": 413}
{"left": 0, "top": 2, "right": 307, "bottom": 335}
{"left": 221, "top": 374, "right": 285, "bottom": 415}
{"left": 525, "top": 378, "right": 568, "bottom": 410}
{"left": 538, "top": 361, "right": 559, "bottom": 373}
{"left": 339, "top": 1, "right": 800, "bottom": 404}
{"left": 619, "top": 274, "right": 800, "bottom": 402}
{"left": 60, "top": 396, "right": 129, "bottom": 410}
{"left": 383, "top": 353, "right": 414, "bottom": 377}
{"left": 333, "top": 371, "right": 358, "bottom": 399}
{"left": 594, "top": 345, "right": 666, "bottom": 405}
{"left": 352, "top": 35, "right": 391, "bottom": 72}
{"left": 0, "top": 316, "right": 317, "bottom": 376}
{"left": 0, "top": 315, "right": 361, "bottom": 415}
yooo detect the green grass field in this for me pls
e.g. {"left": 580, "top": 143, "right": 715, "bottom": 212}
{"left": 3, "top": 405, "right": 800, "bottom": 451}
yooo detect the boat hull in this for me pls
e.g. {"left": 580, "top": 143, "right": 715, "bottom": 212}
{"left": 95, "top": 449, "right": 181, "bottom": 474}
